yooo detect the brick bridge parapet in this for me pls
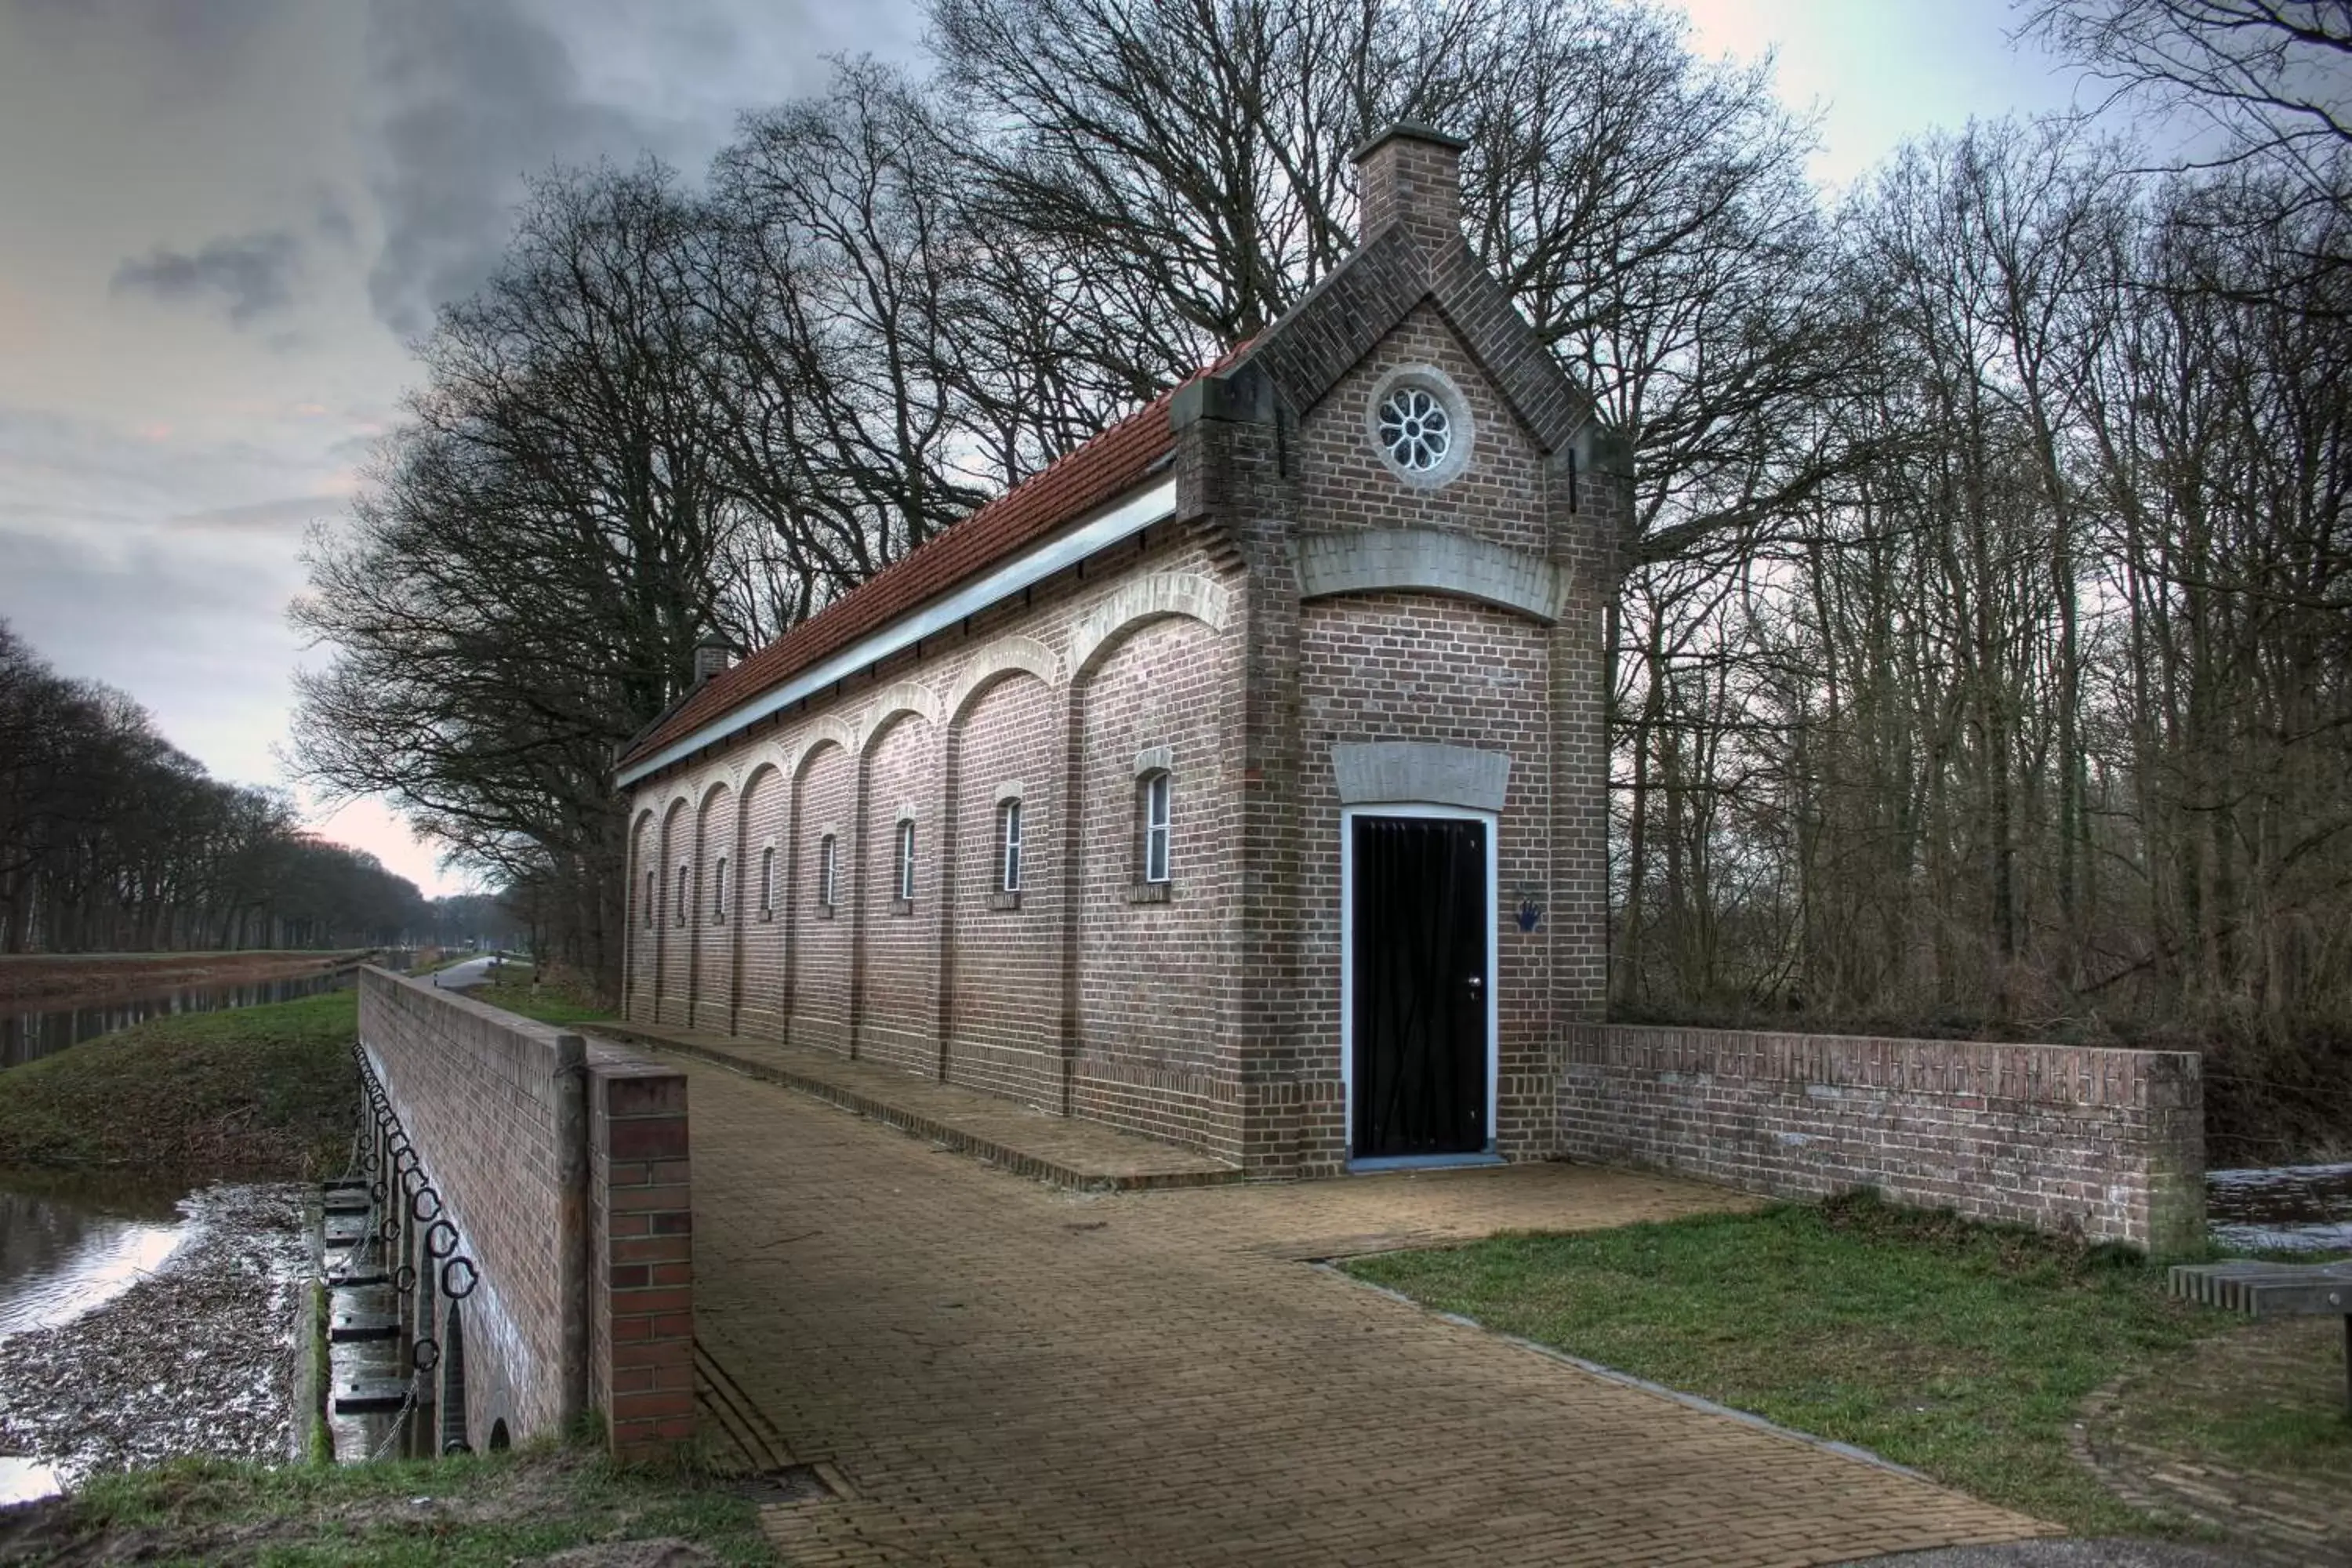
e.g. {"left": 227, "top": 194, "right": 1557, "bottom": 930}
{"left": 358, "top": 965, "right": 694, "bottom": 1459}
{"left": 1559, "top": 1022, "right": 2205, "bottom": 1253}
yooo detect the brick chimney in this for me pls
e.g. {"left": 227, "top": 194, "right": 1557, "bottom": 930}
{"left": 691, "top": 636, "right": 732, "bottom": 687}
{"left": 1353, "top": 122, "right": 1468, "bottom": 249}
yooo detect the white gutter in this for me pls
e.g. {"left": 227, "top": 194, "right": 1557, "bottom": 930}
{"left": 615, "top": 476, "right": 1179, "bottom": 789}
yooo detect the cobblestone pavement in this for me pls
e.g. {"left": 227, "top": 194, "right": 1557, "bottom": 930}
{"left": 678, "top": 1056, "right": 2056, "bottom": 1566}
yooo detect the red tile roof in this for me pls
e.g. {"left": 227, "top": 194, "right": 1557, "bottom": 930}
{"left": 620, "top": 386, "right": 1184, "bottom": 775}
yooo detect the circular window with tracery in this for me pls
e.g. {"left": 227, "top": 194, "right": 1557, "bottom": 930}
{"left": 1377, "top": 386, "right": 1450, "bottom": 472}
{"left": 1365, "top": 365, "right": 1473, "bottom": 488}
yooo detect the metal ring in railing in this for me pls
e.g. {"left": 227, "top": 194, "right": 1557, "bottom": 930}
{"left": 440, "top": 1257, "right": 478, "bottom": 1301}
{"left": 424, "top": 1220, "right": 460, "bottom": 1261}
{"left": 368, "top": 1178, "right": 387, "bottom": 1206}
{"left": 401, "top": 1165, "right": 427, "bottom": 1200}
{"left": 393, "top": 1146, "right": 421, "bottom": 1178}
{"left": 394, "top": 1263, "right": 417, "bottom": 1294}
{"left": 379, "top": 1214, "right": 402, "bottom": 1244}
{"left": 412, "top": 1335, "right": 440, "bottom": 1374}
{"left": 409, "top": 1185, "right": 442, "bottom": 1224}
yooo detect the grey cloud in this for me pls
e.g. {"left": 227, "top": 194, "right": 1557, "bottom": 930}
{"left": 0, "top": 522, "right": 310, "bottom": 786}
{"left": 111, "top": 230, "right": 303, "bottom": 325}
{"left": 356, "top": 0, "right": 898, "bottom": 337}
{"left": 313, "top": 188, "right": 360, "bottom": 249}
{"left": 361, "top": 0, "right": 659, "bottom": 336}
{"left": 5, "top": 0, "right": 292, "bottom": 99}
{"left": 168, "top": 495, "right": 345, "bottom": 534}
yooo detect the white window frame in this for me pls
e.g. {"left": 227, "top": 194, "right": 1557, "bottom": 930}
{"left": 895, "top": 818, "right": 917, "bottom": 902}
{"left": 818, "top": 833, "right": 839, "bottom": 910}
{"left": 1142, "top": 771, "right": 1172, "bottom": 884}
{"left": 1337, "top": 802, "right": 1501, "bottom": 1167}
{"left": 998, "top": 798, "right": 1024, "bottom": 893}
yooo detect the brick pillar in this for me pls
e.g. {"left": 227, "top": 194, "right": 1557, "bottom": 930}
{"left": 1550, "top": 425, "right": 1628, "bottom": 1031}
{"left": 589, "top": 1061, "right": 695, "bottom": 1460}
{"left": 1172, "top": 361, "right": 1313, "bottom": 1174}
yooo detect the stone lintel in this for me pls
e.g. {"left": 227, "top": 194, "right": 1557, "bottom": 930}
{"left": 1332, "top": 742, "right": 1512, "bottom": 812}
{"left": 1297, "top": 528, "right": 1563, "bottom": 624}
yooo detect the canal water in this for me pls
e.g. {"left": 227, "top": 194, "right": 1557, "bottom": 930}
{"left": 2206, "top": 1162, "right": 2352, "bottom": 1253}
{"left": 0, "top": 967, "right": 356, "bottom": 1070}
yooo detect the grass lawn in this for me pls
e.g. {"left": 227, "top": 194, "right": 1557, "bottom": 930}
{"left": 0, "top": 1446, "right": 774, "bottom": 1566}
{"left": 1346, "top": 1192, "right": 2269, "bottom": 1534}
{"left": 0, "top": 991, "right": 359, "bottom": 1181}
{"left": 467, "top": 965, "right": 616, "bottom": 1029}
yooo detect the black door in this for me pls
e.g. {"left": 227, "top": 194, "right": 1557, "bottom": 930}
{"left": 1350, "top": 815, "right": 1489, "bottom": 1159}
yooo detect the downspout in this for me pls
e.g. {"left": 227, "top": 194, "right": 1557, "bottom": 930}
{"left": 552, "top": 1032, "right": 590, "bottom": 1432}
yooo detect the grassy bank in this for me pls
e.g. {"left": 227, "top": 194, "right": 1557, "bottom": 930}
{"left": 0, "top": 991, "right": 359, "bottom": 1181}
{"left": 0, "top": 949, "right": 367, "bottom": 1008}
{"left": 0, "top": 1446, "right": 773, "bottom": 1566}
{"left": 468, "top": 963, "right": 615, "bottom": 1029}
{"left": 1347, "top": 1194, "right": 2294, "bottom": 1534}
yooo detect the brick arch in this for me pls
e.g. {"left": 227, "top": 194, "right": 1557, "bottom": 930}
{"left": 655, "top": 796, "right": 693, "bottom": 1025}
{"left": 946, "top": 636, "right": 1062, "bottom": 725}
{"left": 796, "top": 716, "right": 859, "bottom": 772}
{"left": 854, "top": 695, "right": 942, "bottom": 1076}
{"left": 691, "top": 781, "right": 737, "bottom": 1029}
{"left": 736, "top": 757, "right": 785, "bottom": 809}
{"left": 1068, "top": 571, "right": 1233, "bottom": 684}
{"left": 788, "top": 732, "right": 858, "bottom": 1055}
{"left": 626, "top": 808, "right": 660, "bottom": 1020}
{"left": 736, "top": 738, "right": 797, "bottom": 790}
{"left": 732, "top": 758, "right": 790, "bottom": 1036}
{"left": 861, "top": 681, "right": 944, "bottom": 753}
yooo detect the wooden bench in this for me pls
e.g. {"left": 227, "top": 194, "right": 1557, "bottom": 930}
{"left": 2169, "top": 1260, "right": 2352, "bottom": 1415}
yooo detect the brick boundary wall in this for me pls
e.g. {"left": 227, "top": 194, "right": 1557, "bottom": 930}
{"left": 358, "top": 967, "right": 694, "bottom": 1459}
{"left": 1558, "top": 1023, "right": 2205, "bottom": 1252}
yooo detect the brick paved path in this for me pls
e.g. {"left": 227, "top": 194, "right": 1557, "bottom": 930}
{"left": 680, "top": 1056, "right": 2053, "bottom": 1566}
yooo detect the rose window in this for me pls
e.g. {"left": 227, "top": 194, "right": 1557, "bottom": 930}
{"left": 1376, "top": 385, "right": 1451, "bottom": 473}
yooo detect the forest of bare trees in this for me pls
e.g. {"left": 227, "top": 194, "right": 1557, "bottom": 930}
{"left": 0, "top": 621, "right": 430, "bottom": 953}
{"left": 295, "top": 0, "right": 2352, "bottom": 1148}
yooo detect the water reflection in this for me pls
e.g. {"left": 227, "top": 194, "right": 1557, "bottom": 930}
{"left": 0, "top": 968, "right": 355, "bottom": 1069}
{"left": 0, "top": 1456, "right": 61, "bottom": 1506}
{"left": 2207, "top": 1162, "right": 2352, "bottom": 1252}
{"left": 0, "top": 1184, "right": 187, "bottom": 1339}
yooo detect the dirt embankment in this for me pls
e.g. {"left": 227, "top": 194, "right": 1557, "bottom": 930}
{"left": 0, "top": 951, "right": 370, "bottom": 1010}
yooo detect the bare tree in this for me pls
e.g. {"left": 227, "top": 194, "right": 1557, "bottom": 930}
{"left": 2022, "top": 0, "right": 2352, "bottom": 296}
{"left": 294, "top": 162, "right": 752, "bottom": 984}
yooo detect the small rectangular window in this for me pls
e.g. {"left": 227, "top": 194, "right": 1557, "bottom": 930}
{"left": 999, "top": 800, "right": 1023, "bottom": 893}
{"left": 644, "top": 869, "right": 655, "bottom": 928}
{"left": 1143, "top": 773, "right": 1172, "bottom": 884}
{"left": 760, "top": 847, "right": 775, "bottom": 918}
{"left": 895, "top": 818, "right": 917, "bottom": 902}
{"left": 713, "top": 856, "right": 728, "bottom": 922}
{"left": 818, "top": 835, "right": 838, "bottom": 909}
{"left": 675, "top": 862, "right": 690, "bottom": 926}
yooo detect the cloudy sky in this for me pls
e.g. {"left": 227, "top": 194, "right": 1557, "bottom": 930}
{"left": 0, "top": 0, "right": 2082, "bottom": 897}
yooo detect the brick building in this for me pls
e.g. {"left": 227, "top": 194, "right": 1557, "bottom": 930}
{"left": 616, "top": 123, "right": 1626, "bottom": 1178}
